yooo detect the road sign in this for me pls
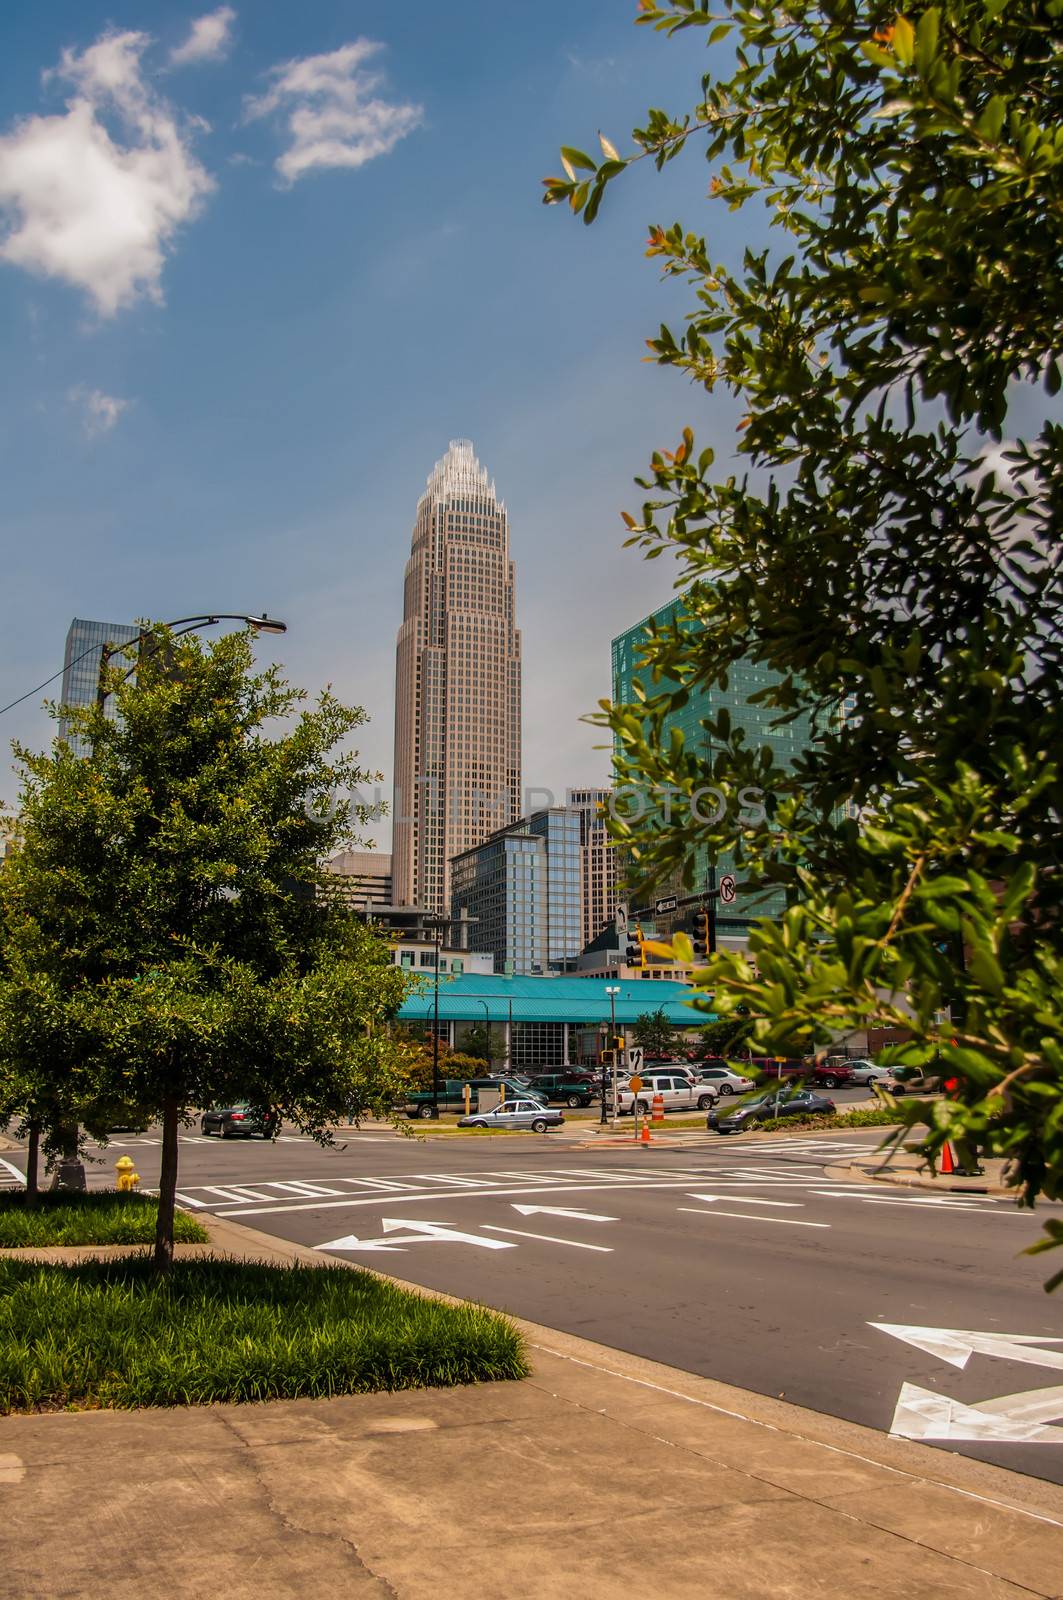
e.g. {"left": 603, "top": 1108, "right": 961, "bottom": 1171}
{"left": 654, "top": 895, "right": 678, "bottom": 916}
{"left": 628, "top": 1075, "right": 643, "bottom": 1094}
{"left": 719, "top": 873, "right": 737, "bottom": 905}
{"left": 627, "top": 1046, "right": 644, "bottom": 1074}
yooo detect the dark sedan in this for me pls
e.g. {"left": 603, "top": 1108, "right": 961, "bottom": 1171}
{"left": 708, "top": 1090, "right": 836, "bottom": 1133}
{"left": 201, "top": 1103, "right": 278, "bottom": 1139}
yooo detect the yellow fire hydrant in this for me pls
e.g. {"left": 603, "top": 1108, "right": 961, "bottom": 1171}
{"left": 114, "top": 1154, "right": 140, "bottom": 1193}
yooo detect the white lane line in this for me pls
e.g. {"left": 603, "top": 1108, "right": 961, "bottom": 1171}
{"left": 678, "top": 1207, "right": 830, "bottom": 1229}
{"left": 482, "top": 1224, "right": 613, "bottom": 1253}
{"left": 813, "top": 1188, "right": 1001, "bottom": 1205}
{"left": 0, "top": 1157, "right": 26, "bottom": 1186}
{"left": 816, "top": 1195, "right": 996, "bottom": 1213}
{"left": 687, "top": 1193, "right": 803, "bottom": 1208}
{"left": 173, "top": 1190, "right": 208, "bottom": 1208}
{"left": 203, "top": 1186, "right": 259, "bottom": 1202}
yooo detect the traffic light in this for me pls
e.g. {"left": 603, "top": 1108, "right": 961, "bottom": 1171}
{"left": 692, "top": 909, "right": 711, "bottom": 958}
{"left": 613, "top": 1036, "right": 625, "bottom": 1052}
{"left": 625, "top": 925, "right": 645, "bottom": 966}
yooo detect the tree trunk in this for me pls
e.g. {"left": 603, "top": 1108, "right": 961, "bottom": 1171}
{"left": 25, "top": 1119, "right": 40, "bottom": 1199}
{"left": 153, "top": 1095, "right": 180, "bottom": 1273}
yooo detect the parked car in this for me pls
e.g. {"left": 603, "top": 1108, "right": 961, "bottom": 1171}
{"left": 458, "top": 1099, "right": 564, "bottom": 1132}
{"left": 643, "top": 1060, "right": 700, "bottom": 1085}
{"left": 693, "top": 1065, "right": 755, "bottom": 1097}
{"left": 846, "top": 1060, "right": 895, "bottom": 1088}
{"left": 404, "top": 1077, "right": 547, "bottom": 1119}
{"left": 708, "top": 1090, "right": 836, "bottom": 1133}
{"left": 751, "top": 1057, "right": 808, "bottom": 1079}
{"left": 618, "top": 1073, "right": 718, "bottom": 1114}
{"left": 201, "top": 1103, "right": 279, "bottom": 1139}
{"left": 524, "top": 1072, "right": 597, "bottom": 1107}
{"left": 888, "top": 1066, "right": 943, "bottom": 1094}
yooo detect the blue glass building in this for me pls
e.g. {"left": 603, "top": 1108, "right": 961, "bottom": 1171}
{"left": 450, "top": 806, "right": 584, "bottom": 976}
{"left": 59, "top": 617, "right": 139, "bottom": 755}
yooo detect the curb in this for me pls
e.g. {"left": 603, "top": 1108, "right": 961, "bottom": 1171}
{"left": 827, "top": 1159, "right": 1013, "bottom": 1198}
{"left": 197, "top": 1211, "right": 1063, "bottom": 1531}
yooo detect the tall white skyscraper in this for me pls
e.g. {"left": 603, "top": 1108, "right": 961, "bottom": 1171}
{"left": 392, "top": 440, "right": 521, "bottom": 913}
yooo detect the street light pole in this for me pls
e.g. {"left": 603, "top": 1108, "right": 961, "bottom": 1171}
{"left": 605, "top": 985, "right": 620, "bottom": 1130}
{"left": 421, "top": 913, "right": 479, "bottom": 1119}
{"left": 476, "top": 999, "right": 491, "bottom": 1075}
{"left": 96, "top": 614, "right": 287, "bottom": 710}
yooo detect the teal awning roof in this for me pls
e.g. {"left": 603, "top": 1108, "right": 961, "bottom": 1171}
{"left": 397, "top": 973, "right": 712, "bottom": 1026}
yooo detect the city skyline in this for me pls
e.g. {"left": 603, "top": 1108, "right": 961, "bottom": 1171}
{"left": 0, "top": 3, "right": 726, "bottom": 827}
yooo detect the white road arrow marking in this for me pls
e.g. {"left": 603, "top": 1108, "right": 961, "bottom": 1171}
{"left": 686, "top": 1192, "right": 803, "bottom": 1209}
{"left": 381, "top": 1218, "right": 514, "bottom": 1248}
{"left": 317, "top": 1233, "right": 408, "bottom": 1253}
{"left": 871, "top": 1324, "right": 1063, "bottom": 1373}
{"left": 888, "top": 1382, "right": 1063, "bottom": 1443}
{"left": 318, "top": 1218, "right": 515, "bottom": 1253}
{"left": 511, "top": 1204, "right": 617, "bottom": 1222}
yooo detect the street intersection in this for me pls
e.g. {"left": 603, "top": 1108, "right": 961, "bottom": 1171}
{"left": 19, "top": 1124, "right": 1063, "bottom": 1484}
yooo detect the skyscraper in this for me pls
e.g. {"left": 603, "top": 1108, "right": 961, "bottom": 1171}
{"left": 392, "top": 440, "right": 521, "bottom": 913}
{"left": 568, "top": 787, "right": 622, "bottom": 950}
{"left": 59, "top": 617, "right": 139, "bottom": 756}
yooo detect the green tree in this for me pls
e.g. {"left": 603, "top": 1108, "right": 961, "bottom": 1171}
{"left": 0, "top": 627, "right": 413, "bottom": 1269}
{"left": 692, "top": 1016, "right": 755, "bottom": 1060}
{"left": 631, "top": 1008, "right": 681, "bottom": 1057}
{"left": 461, "top": 1023, "right": 505, "bottom": 1065}
{"left": 546, "top": 3, "right": 1063, "bottom": 1278}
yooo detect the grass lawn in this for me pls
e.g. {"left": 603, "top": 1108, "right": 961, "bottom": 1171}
{"left": 0, "top": 1256, "right": 527, "bottom": 1412}
{"left": 0, "top": 1191, "right": 209, "bottom": 1249}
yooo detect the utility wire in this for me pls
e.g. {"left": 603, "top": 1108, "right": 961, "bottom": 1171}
{"left": 0, "top": 639, "right": 106, "bottom": 719}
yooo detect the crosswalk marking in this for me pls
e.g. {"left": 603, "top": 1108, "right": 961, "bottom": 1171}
{"left": 0, "top": 1157, "right": 25, "bottom": 1190}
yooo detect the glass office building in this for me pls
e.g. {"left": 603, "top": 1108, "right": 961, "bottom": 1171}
{"left": 59, "top": 617, "right": 139, "bottom": 755}
{"left": 526, "top": 807, "right": 582, "bottom": 971}
{"left": 611, "top": 598, "right": 818, "bottom": 928}
{"left": 450, "top": 806, "right": 584, "bottom": 976}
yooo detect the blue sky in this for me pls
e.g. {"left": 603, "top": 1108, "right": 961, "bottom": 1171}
{"left": 0, "top": 1, "right": 741, "bottom": 842}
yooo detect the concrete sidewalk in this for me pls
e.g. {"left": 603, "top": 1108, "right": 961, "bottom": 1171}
{"left": 2, "top": 1214, "right": 1062, "bottom": 1597}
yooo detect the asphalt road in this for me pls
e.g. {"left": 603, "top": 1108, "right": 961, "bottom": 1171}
{"left": 7, "top": 1122, "right": 1063, "bottom": 1484}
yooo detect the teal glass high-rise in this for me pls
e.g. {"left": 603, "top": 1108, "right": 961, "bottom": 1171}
{"left": 611, "top": 598, "right": 817, "bottom": 930}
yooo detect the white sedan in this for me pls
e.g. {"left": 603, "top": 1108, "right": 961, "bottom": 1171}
{"left": 847, "top": 1060, "right": 895, "bottom": 1087}
{"left": 694, "top": 1066, "right": 756, "bottom": 1097}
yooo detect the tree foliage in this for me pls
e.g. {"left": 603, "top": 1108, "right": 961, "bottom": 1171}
{"left": 546, "top": 1, "right": 1063, "bottom": 1277}
{"left": 0, "top": 628, "right": 413, "bottom": 1266}
{"left": 631, "top": 1007, "right": 682, "bottom": 1056}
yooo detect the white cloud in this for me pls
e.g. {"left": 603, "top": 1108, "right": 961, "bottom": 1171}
{"left": 68, "top": 384, "right": 130, "bottom": 436}
{"left": 170, "top": 7, "right": 236, "bottom": 68}
{"left": 244, "top": 39, "right": 422, "bottom": 185}
{"left": 0, "top": 29, "right": 214, "bottom": 316}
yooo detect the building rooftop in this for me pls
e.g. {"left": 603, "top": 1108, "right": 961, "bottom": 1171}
{"left": 397, "top": 972, "right": 711, "bottom": 1026}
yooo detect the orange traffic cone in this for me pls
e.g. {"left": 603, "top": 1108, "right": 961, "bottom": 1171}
{"left": 641, "top": 1119, "right": 652, "bottom": 1145}
{"left": 939, "top": 1140, "right": 956, "bottom": 1175}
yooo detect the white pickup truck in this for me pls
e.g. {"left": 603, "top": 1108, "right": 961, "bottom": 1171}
{"left": 617, "top": 1072, "right": 718, "bottom": 1114}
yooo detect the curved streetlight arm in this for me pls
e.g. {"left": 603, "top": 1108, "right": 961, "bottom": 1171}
{"left": 98, "top": 614, "right": 288, "bottom": 708}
